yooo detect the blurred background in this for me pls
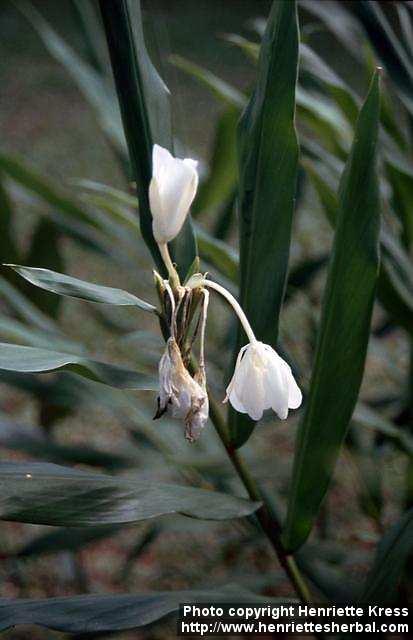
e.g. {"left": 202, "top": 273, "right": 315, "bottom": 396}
{"left": 0, "top": 1, "right": 411, "bottom": 638}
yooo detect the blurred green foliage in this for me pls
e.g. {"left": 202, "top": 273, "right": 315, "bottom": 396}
{"left": 0, "top": 0, "right": 412, "bottom": 635}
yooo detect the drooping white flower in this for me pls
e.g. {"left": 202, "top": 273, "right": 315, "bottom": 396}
{"left": 156, "top": 337, "right": 208, "bottom": 442}
{"left": 149, "top": 144, "right": 198, "bottom": 244}
{"left": 225, "top": 341, "right": 302, "bottom": 421}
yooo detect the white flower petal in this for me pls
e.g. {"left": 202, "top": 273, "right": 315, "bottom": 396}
{"left": 232, "top": 344, "right": 266, "bottom": 420}
{"left": 227, "top": 340, "right": 302, "bottom": 423}
{"left": 259, "top": 346, "right": 288, "bottom": 419}
{"left": 152, "top": 144, "right": 173, "bottom": 180}
{"left": 239, "top": 374, "right": 264, "bottom": 420}
{"left": 149, "top": 178, "right": 165, "bottom": 231}
{"left": 227, "top": 386, "right": 248, "bottom": 414}
{"left": 279, "top": 359, "right": 303, "bottom": 409}
{"left": 224, "top": 344, "right": 248, "bottom": 402}
{"left": 183, "top": 158, "right": 198, "bottom": 171}
{"left": 150, "top": 144, "right": 198, "bottom": 244}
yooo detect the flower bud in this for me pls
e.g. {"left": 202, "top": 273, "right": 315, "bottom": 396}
{"left": 149, "top": 144, "right": 198, "bottom": 244}
{"left": 225, "top": 341, "right": 302, "bottom": 421}
{"left": 156, "top": 337, "right": 208, "bottom": 441}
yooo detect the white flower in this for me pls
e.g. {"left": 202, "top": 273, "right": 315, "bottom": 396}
{"left": 225, "top": 341, "right": 302, "bottom": 421}
{"left": 149, "top": 144, "right": 198, "bottom": 244}
{"left": 156, "top": 337, "right": 208, "bottom": 442}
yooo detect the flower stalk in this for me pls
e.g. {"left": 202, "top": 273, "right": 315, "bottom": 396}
{"left": 203, "top": 278, "right": 257, "bottom": 344}
{"left": 158, "top": 242, "right": 180, "bottom": 289}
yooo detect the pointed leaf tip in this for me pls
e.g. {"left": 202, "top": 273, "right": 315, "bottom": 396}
{"left": 6, "top": 265, "right": 157, "bottom": 313}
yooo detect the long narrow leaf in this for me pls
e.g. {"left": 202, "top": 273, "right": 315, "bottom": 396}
{"left": 0, "top": 276, "right": 60, "bottom": 334}
{"left": 192, "top": 107, "right": 239, "bottom": 218}
{"left": 305, "top": 158, "right": 413, "bottom": 334}
{"left": 0, "top": 343, "right": 157, "bottom": 390}
{"left": 0, "top": 462, "right": 260, "bottom": 526}
{"left": 360, "top": 508, "right": 413, "bottom": 604}
{"left": 0, "top": 176, "right": 19, "bottom": 263}
{"left": 300, "top": 43, "right": 359, "bottom": 126}
{"left": 6, "top": 265, "right": 157, "bottom": 313}
{"left": 352, "top": 0, "right": 413, "bottom": 115}
{"left": 17, "top": 524, "right": 122, "bottom": 558}
{"left": 0, "top": 588, "right": 279, "bottom": 633}
{"left": 353, "top": 403, "right": 413, "bottom": 457}
{"left": 231, "top": 0, "right": 299, "bottom": 447}
{"left": 23, "top": 218, "right": 64, "bottom": 318}
{"left": 98, "top": 0, "right": 197, "bottom": 278}
{"left": 0, "top": 316, "right": 81, "bottom": 353}
{"left": 0, "top": 154, "right": 93, "bottom": 226}
{"left": 283, "top": 72, "right": 381, "bottom": 552}
{"left": 300, "top": 0, "right": 363, "bottom": 60}
{"left": 14, "top": 0, "right": 126, "bottom": 155}
{"left": 170, "top": 54, "right": 246, "bottom": 109}
{"left": 0, "top": 420, "right": 137, "bottom": 470}
{"left": 0, "top": 155, "right": 136, "bottom": 265}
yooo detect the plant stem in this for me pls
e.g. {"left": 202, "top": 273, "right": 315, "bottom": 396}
{"left": 158, "top": 242, "right": 180, "bottom": 289}
{"left": 209, "top": 397, "right": 313, "bottom": 605}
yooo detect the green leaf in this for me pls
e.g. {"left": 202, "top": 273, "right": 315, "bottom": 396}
{"left": 120, "top": 525, "right": 160, "bottom": 579}
{"left": 283, "top": 72, "right": 381, "bottom": 552}
{"left": 170, "top": 54, "right": 246, "bottom": 109}
{"left": 387, "top": 163, "right": 413, "bottom": 249}
{"left": 0, "top": 153, "right": 137, "bottom": 277}
{"left": 14, "top": 0, "right": 126, "bottom": 156}
{"left": 299, "top": 43, "right": 359, "bottom": 126}
{"left": 98, "top": 0, "right": 197, "bottom": 278}
{"left": 0, "top": 315, "right": 81, "bottom": 353}
{"left": 195, "top": 226, "right": 238, "bottom": 282}
{"left": 71, "top": 0, "right": 108, "bottom": 73}
{"left": 0, "top": 156, "right": 134, "bottom": 265}
{"left": 300, "top": 0, "right": 363, "bottom": 60}
{"left": 0, "top": 175, "right": 19, "bottom": 263}
{"left": 0, "top": 153, "right": 94, "bottom": 227}
{"left": 231, "top": 0, "right": 299, "bottom": 447}
{"left": 197, "top": 228, "right": 326, "bottom": 294}
{"left": 168, "top": 56, "right": 242, "bottom": 226}
{"left": 0, "top": 462, "right": 260, "bottom": 526}
{"left": 0, "top": 420, "right": 138, "bottom": 470}
{"left": 17, "top": 524, "right": 122, "bottom": 558}
{"left": 296, "top": 86, "right": 352, "bottom": 156}
{"left": 0, "top": 275, "right": 60, "bottom": 334}
{"left": 379, "top": 230, "right": 413, "bottom": 335}
{"left": 397, "top": 3, "right": 413, "bottom": 62}
{"left": 213, "top": 191, "right": 236, "bottom": 241}
{"left": 0, "top": 342, "right": 157, "bottom": 390}
{"left": 222, "top": 33, "right": 259, "bottom": 63}
{"left": 224, "top": 35, "right": 352, "bottom": 157}
{"left": 353, "top": 403, "right": 413, "bottom": 457}
{"left": 305, "top": 157, "right": 413, "bottom": 334}
{"left": 285, "top": 256, "right": 328, "bottom": 302}
{"left": 301, "top": 6, "right": 413, "bottom": 176}
{"left": 23, "top": 218, "right": 64, "bottom": 319}
{"left": 0, "top": 588, "right": 277, "bottom": 633}
{"left": 192, "top": 106, "right": 240, "bottom": 218}
{"left": 6, "top": 265, "right": 157, "bottom": 313}
{"left": 46, "top": 208, "right": 136, "bottom": 268}
{"left": 352, "top": 0, "right": 413, "bottom": 116}
{"left": 360, "top": 508, "right": 413, "bottom": 604}
{"left": 74, "top": 178, "right": 139, "bottom": 210}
